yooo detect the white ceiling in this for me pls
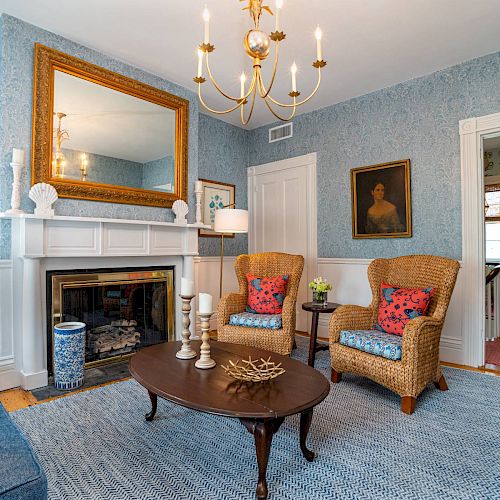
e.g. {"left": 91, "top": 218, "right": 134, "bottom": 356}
{"left": 1, "top": 0, "right": 499, "bottom": 129}
{"left": 53, "top": 70, "right": 175, "bottom": 163}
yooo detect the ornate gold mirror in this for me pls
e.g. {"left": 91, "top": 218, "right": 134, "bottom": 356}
{"left": 32, "top": 44, "right": 188, "bottom": 207}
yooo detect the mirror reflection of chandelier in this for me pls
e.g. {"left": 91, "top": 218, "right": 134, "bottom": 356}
{"left": 52, "top": 112, "right": 69, "bottom": 178}
{"left": 194, "top": 0, "right": 326, "bottom": 125}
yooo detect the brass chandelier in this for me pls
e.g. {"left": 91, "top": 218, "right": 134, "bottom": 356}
{"left": 194, "top": 0, "right": 326, "bottom": 125}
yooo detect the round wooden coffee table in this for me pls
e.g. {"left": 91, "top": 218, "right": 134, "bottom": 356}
{"left": 129, "top": 340, "right": 330, "bottom": 499}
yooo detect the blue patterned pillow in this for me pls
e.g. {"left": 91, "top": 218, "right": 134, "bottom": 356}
{"left": 229, "top": 312, "right": 282, "bottom": 330}
{"left": 339, "top": 329, "right": 402, "bottom": 361}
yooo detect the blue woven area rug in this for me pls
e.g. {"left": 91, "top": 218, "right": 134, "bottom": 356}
{"left": 12, "top": 338, "right": 500, "bottom": 500}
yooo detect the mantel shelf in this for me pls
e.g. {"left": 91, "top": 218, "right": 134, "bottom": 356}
{"left": 0, "top": 213, "right": 211, "bottom": 230}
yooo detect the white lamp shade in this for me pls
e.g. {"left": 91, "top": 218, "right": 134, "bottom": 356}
{"left": 213, "top": 208, "right": 248, "bottom": 234}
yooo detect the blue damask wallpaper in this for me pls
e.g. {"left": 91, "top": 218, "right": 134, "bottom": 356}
{"left": 61, "top": 149, "right": 143, "bottom": 187}
{"left": 248, "top": 51, "right": 500, "bottom": 259}
{"left": 142, "top": 156, "right": 175, "bottom": 191}
{"left": 0, "top": 14, "right": 199, "bottom": 258}
{"left": 198, "top": 113, "right": 249, "bottom": 256}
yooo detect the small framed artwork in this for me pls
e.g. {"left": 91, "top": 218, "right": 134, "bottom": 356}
{"left": 199, "top": 179, "right": 235, "bottom": 237}
{"left": 351, "top": 159, "right": 412, "bottom": 239}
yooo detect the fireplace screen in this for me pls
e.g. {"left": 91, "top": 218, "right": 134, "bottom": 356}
{"left": 48, "top": 268, "right": 174, "bottom": 372}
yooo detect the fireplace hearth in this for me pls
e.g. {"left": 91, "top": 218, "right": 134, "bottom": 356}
{"left": 47, "top": 266, "right": 175, "bottom": 375}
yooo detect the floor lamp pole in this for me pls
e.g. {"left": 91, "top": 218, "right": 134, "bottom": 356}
{"left": 219, "top": 233, "right": 225, "bottom": 298}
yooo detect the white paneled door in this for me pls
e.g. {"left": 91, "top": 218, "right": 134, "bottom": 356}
{"left": 248, "top": 153, "right": 317, "bottom": 332}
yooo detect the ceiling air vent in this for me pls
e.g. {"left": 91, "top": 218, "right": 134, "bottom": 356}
{"left": 269, "top": 122, "right": 293, "bottom": 143}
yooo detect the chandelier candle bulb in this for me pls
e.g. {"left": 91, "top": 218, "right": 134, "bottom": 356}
{"left": 181, "top": 278, "right": 194, "bottom": 297}
{"left": 291, "top": 62, "right": 297, "bottom": 92}
{"left": 203, "top": 6, "right": 210, "bottom": 44}
{"left": 240, "top": 72, "right": 246, "bottom": 98}
{"left": 275, "top": 0, "right": 283, "bottom": 31}
{"left": 315, "top": 25, "right": 322, "bottom": 61}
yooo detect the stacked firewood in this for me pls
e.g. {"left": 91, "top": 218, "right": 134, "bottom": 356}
{"left": 87, "top": 320, "right": 140, "bottom": 356}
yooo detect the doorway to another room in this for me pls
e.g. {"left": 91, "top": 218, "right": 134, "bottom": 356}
{"left": 484, "top": 133, "right": 500, "bottom": 372}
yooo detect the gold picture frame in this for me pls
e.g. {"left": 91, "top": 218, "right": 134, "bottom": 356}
{"left": 351, "top": 159, "right": 412, "bottom": 239}
{"left": 198, "top": 179, "right": 235, "bottom": 238}
{"left": 31, "top": 44, "right": 189, "bottom": 208}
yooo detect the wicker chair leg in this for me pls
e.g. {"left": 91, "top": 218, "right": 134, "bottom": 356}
{"left": 401, "top": 396, "right": 416, "bottom": 415}
{"left": 434, "top": 375, "right": 449, "bottom": 391}
{"left": 331, "top": 369, "right": 342, "bottom": 383}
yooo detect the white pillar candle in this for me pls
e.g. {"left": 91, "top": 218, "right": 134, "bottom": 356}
{"left": 199, "top": 292, "right": 213, "bottom": 314}
{"left": 181, "top": 278, "right": 194, "bottom": 297}
{"left": 195, "top": 180, "right": 203, "bottom": 192}
{"left": 197, "top": 49, "right": 203, "bottom": 77}
{"left": 315, "top": 25, "right": 322, "bottom": 61}
{"left": 12, "top": 148, "right": 25, "bottom": 164}
{"left": 275, "top": 0, "right": 283, "bottom": 31}
{"left": 291, "top": 62, "right": 297, "bottom": 92}
{"left": 203, "top": 6, "right": 210, "bottom": 44}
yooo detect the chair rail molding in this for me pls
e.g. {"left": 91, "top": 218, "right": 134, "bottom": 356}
{"left": 460, "top": 111, "right": 500, "bottom": 367}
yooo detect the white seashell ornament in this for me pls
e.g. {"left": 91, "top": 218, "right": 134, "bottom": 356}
{"left": 29, "top": 182, "right": 58, "bottom": 217}
{"left": 172, "top": 199, "right": 189, "bottom": 224}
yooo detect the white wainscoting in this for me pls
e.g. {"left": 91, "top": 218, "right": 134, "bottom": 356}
{"left": 194, "top": 256, "right": 238, "bottom": 332}
{"left": 0, "top": 260, "right": 18, "bottom": 391}
{"left": 316, "top": 258, "right": 465, "bottom": 365}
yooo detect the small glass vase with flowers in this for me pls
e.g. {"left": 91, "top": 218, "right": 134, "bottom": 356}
{"left": 309, "top": 277, "right": 332, "bottom": 306}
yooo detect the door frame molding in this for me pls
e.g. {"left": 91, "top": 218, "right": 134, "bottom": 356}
{"left": 460, "top": 111, "right": 500, "bottom": 367}
{"left": 247, "top": 152, "right": 318, "bottom": 329}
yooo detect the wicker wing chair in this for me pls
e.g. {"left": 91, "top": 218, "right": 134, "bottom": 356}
{"left": 217, "top": 252, "right": 304, "bottom": 355}
{"left": 329, "top": 255, "right": 459, "bottom": 415}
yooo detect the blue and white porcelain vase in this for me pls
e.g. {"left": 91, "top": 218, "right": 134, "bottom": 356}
{"left": 53, "top": 322, "right": 86, "bottom": 390}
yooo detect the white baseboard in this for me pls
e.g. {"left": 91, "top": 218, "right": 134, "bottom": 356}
{"left": 19, "top": 369, "right": 48, "bottom": 391}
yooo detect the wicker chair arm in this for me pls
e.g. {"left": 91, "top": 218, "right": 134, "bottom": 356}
{"left": 217, "top": 293, "right": 247, "bottom": 327}
{"left": 401, "top": 315, "right": 443, "bottom": 363}
{"left": 281, "top": 296, "right": 296, "bottom": 333}
{"left": 329, "top": 305, "right": 374, "bottom": 343}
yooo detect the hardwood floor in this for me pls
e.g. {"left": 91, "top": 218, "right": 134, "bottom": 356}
{"left": 0, "top": 388, "right": 38, "bottom": 412}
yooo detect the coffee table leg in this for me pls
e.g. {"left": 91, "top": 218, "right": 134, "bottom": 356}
{"left": 240, "top": 418, "right": 283, "bottom": 500}
{"left": 145, "top": 390, "right": 157, "bottom": 421}
{"left": 308, "top": 312, "right": 319, "bottom": 366}
{"left": 300, "top": 409, "right": 316, "bottom": 461}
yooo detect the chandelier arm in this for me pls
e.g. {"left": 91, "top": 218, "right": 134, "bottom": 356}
{"left": 256, "top": 43, "right": 280, "bottom": 99}
{"left": 205, "top": 53, "right": 257, "bottom": 102}
{"left": 197, "top": 85, "right": 245, "bottom": 115}
{"left": 240, "top": 83, "right": 258, "bottom": 126}
{"left": 263, "top": 94, "right": 297, "bottom": 121}
{"left": 265, "top": 67, "right": 323, "bottom": 108}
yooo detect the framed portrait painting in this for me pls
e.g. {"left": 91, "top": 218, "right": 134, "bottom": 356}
{"left": 198, "top": 179, "right": 235, "bottom": 237}
{"left": 351, "top": 159, "right": 412, "bottom": 239}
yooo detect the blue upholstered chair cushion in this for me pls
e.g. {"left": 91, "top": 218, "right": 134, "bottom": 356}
{"left": 229, "top": 312, "right": 282, "bottom": 330}
{"left": 340, "top": 329, "right": 402, "bottom": 361}
{"left": 0, "top": 403, "right": 48, "bottom": 499}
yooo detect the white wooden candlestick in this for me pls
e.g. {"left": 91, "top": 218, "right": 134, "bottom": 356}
{"left": 5, "top": 162, "right": 26, "bottom": 215}
{"left": 195, "top": 311, "right": 216, "bottom": 369}
{"left": 195, "top": 185, "right": 203, "bottom": 224}
{"left": 176, "top": 295, "right": 197, "bottom": 359}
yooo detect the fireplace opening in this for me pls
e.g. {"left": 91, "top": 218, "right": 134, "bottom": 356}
{"left": 46, "top": 266, "right": 175, "bottom": 375}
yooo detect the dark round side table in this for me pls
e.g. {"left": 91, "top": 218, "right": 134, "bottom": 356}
{"left": 302, "top": 302, "right": 341, "bottom": 367}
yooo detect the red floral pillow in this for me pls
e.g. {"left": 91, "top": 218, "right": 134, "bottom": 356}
{"left": 246, "top": 274, "right": 289, "bottom": 315}
{"left": 375, "top": 282, "right": 435, "bottom": 336}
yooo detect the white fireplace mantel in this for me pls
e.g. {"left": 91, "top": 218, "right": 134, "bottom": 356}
{"left": 2, "top": 214, "right": 211, "bottom": 390}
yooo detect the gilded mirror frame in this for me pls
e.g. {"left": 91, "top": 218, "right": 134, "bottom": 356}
{"left": 32, "top": 44, "right": 189, "bottom": 208}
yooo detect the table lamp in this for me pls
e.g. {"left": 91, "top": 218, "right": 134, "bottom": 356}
{"left": 214, "top": 206, "right": 248, "bottom": 298}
